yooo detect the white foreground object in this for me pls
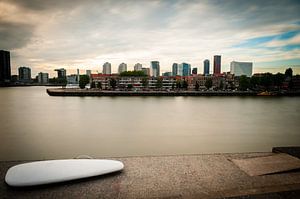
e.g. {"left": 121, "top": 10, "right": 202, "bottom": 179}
{"left": 5, "top": 159, "right": 124, "bottom": 187}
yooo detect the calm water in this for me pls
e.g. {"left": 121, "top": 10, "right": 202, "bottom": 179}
{"left": 0, "top": 86, "right": 299, "bottom": 161}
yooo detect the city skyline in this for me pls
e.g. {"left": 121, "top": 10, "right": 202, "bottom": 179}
{"left": 1, "top": 0, "right": 300, "bottom": 76}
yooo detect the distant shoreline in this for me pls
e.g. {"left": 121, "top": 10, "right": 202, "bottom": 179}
{"left": 46, "top": 88, "right": 300, "bottom": 97}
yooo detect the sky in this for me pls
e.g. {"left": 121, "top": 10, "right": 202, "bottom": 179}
{"left": 1, "top": 0, "right": 300, "bottom": 77}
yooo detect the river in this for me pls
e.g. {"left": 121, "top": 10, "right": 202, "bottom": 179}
{"left": 0, "top": 86, "right": 299, "bottom": 161}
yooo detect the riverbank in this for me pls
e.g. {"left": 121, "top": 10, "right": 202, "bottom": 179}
{"left": 1, "top": 150, "right": 300, "bottom": 198}
{"left": 46, "top": 88, "right": 300, "bottom": 96}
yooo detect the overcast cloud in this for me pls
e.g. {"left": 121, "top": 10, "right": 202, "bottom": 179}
{"left": 0, "top": 0, "right": 300, "bottom": 76}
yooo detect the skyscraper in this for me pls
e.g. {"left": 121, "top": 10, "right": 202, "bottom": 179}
{"left": 0, "top": 50, "right": 11, "bottom": 83}
{"left": 118, "top": 63, "right": 127, "bottom": 74}
{"left": 151, "top": 61, "right": 160, "bottom": 77}
{"left": 182, "top": 63, "right": 191, "bottom": 76}
{"left": 177, "top": 64, "right": 183, "bottom": 76}
{"left": 230, "top": 61, "right": 253, "bottom": 77}
{"left": 204, "top": 59, "right": 210, "bottom": 75}
{"left": 172, "top": 63, "right": 178, "bottom": 76}
{"left": 103, "top": 62, "right": 111, "bottom": 74}
{"left": 192, "top": 68, "right": 197, "bottom": 75}
{"left": 134, "top": 63, "right": 142, "bottom": 71}
{"left": 55, "top": 68, "right": 66, "bottom": 79}
{"left": 18, "top": 67, "right": 31, "bottom": 82}
{"left": 213, "top": 55, "right": 221, "bottom": 75}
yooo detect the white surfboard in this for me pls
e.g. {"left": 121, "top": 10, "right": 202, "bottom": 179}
{"left": 5, "top": 159, "right": 124, "bottom": 187}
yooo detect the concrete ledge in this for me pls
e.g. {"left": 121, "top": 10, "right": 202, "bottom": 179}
{"left": 1, "top": 153, "right": 300, "bottom": 198}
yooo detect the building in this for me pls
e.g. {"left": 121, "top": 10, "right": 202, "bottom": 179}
{"left": 55, "top": 68, "right": 66, "bottom": 79}
{"left": 151, "top": 61, "right": 160, "bottom": 77}
{"left": 204, "top": 59, "right": 210, "bottom": 75}
{"left": 103, "top": 62, "right": 111, "bottom": 74}
{"left": 162, "top": 72, "right": 172, "bottom": 77}
{"left": 142, "top": 67, "right": 150, "bottom": 76}
{"left": 213, "top": 55, "right": 221, "bottom": 75}
{"left": 177, "top": 64, "right": 183, "bottom": 76}
{"left": 172, "top": 63, "right": 178, "bottom": 76}
{"left": 0, "top": 50, "right": 11, "bottom": 83}
{"left": 230, "top": 61, "right": 253, "bottom": 77}
{"left": 67, "top": 74, "right": 79, "bottom": 84}
{"left": 134, "top": 63, "right": 142, "bottom": 71}
{"left": 118, "top": 63, "right": 127, "bottom": 74}
{"left": 37, "top": 72, "right": 49, "bottom": 84}
{"left": 86, "top": 70, "right": 91, "bottom": 77}
{"left": 180, "top": 63, "right": 191, "bottom": 76}
{"left": 192, "top": 68, "right": 197, "bottom": 75}
{"left": 18, "top": 67, "right": 31, "bottom": 82}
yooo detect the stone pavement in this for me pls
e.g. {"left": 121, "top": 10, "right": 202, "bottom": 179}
{"left": 1, "top": 153, "right": 300, "bottom": 199}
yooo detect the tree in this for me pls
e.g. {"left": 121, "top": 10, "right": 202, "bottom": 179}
{"left": 90, "top": 81, "right": 96, "bottom": 88}
{"left": 195, "top": 81, "right": 200, "bottom": 91}
{"left": 172, "top": 83, "right": 175, "bottom": 90}
{"left": 127, "top": 84, "right": 133, "bottom": 90}
{"left": 238, "top": 75, "right": 250, "bottom": 91}
{"left": 273, "top": 73, "right": 285, "bottom": 89}
{"left": 250, "top": 76, "right": 259, "bottom": 89}
{"left": 176, "top": 80, "right": 181, "bottom": 89}
{"left": 141, "top": 77, "right": 148, "bottom": 88}
{"left": 182, "top": 79, "right": 188, "bottom": 90}
{"left": 156, "top": 78, "right": 163, "bottom": 89}
{"left": 260, "top": 73, "right": 273, "bottom": 90}
{"left": 205, "top": 78, "right": 212, "bottom": 89}
{"left": 79, "top": 75, "right": 90, "bottom": 89}
{"left": 109, "top": 78, "right": 117, "bottom": 90}
{"left": 96, "top": 82, "right": 102, "bottom": 89}
{"left": 120, "top": 71, "right": 147, "bottom": 77}
{"left": 219, "top": 80, "right": 224, "bottom": 90}
{"left": 285, "top": 68, "right": 293, "bottom": 78}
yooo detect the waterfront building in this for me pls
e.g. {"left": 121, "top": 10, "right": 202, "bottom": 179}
{"left": 230, "top": 61, "right": 253, "bottom": 77}
{"left": 118, "top": 63, "right": 127, "bottom": 74}
{"left": 181, "top": 63, "right": 191, "bottom": 76}
{"left": 162, "top": 72, "right": 172, "bottom": 77}
{"left": 37, "top": 72, "right": 49, "bottom": 84}
{"left": 204, "top": 59, "right": 210, "bottom": 75}
{"left": 151, "top": 61, "right": 160, "bottom": 77}
{"left": 142, "top": 67, "right": 150, "bottom": 76}
{"left": 90, "top": 73, "right": 237, "bottom": 91}
{"left": 91, "top": 74, "right": 118, "bottom": 89}
{"left": 213, "top": 55, "right": 221, "bottom": 75}
{"left": 103, "top": 62, "right": 111, "bottom": 75}
{"left": 192, "top": 68, "right": 198, "bottom": 75}
{"left": 55, "top": 68, "right": 66, "bottom": 79}
{"left": 172, "top": 63, "right": 178, "bottom": 76}
{"left": 0, "top": 50, "right": 11, "bottom": 83}
{"left": 18, "top": 67, "right": 31, "bottom": 82}
{"left": 134, "top": 63, "right": 142, "bottom": 71}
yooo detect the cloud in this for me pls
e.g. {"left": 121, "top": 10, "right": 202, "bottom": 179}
{"left": 0, "top": 0, "right": 300, "bottom": 76}
{"left": 0, "top": 21, "right": 34, "bottom": 50}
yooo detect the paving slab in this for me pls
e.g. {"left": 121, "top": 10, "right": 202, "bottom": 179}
{"left": 231, "top": 153, "right": 300, "bottom": 176}
{"left": 273, "top": 147, "right": 300, "bottom": 159}
{"left": 1, "top": 153, "right": 300, "bottom": 199}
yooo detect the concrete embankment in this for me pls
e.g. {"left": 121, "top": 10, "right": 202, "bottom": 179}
{"left": 47, "top": 88, "right": 260, "bottom": 96}
{"left": 1, "top": 151, "right": 300, "bottom": 198}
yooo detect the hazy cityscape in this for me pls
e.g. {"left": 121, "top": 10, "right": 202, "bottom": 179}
{"left": 1, "top": 0, "right": 300, "bottom": 198}
{"left": 1, "top": 50, "right": 299, "bottom": 95}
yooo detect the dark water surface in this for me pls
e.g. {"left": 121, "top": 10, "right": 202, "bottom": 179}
{"left": 0, "top": 86, "right": 299, "bottom": 161}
